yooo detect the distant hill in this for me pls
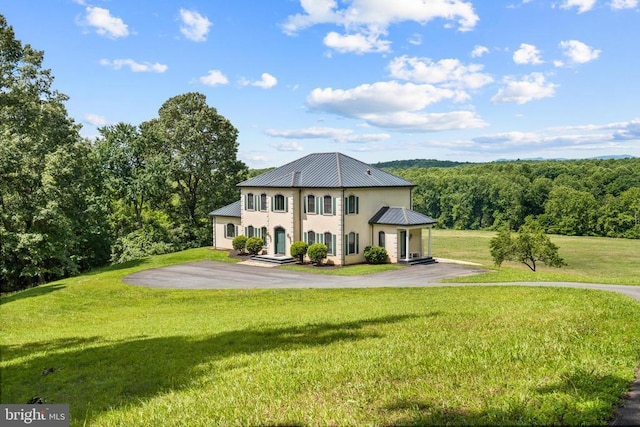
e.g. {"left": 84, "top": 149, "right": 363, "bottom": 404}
{"left": 373, "top": 159, "right": 473, "bottom": 169}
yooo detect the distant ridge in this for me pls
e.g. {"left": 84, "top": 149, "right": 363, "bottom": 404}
{"left": 372, "top": 159, "right": 474, "bottom": 169}
{"left": 495, "top": 154, "right": 636, "bottom": 162}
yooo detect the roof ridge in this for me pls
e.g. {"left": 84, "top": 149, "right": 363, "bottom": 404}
{"left": 335, "top": 152, "right": 343, "bottom": 187}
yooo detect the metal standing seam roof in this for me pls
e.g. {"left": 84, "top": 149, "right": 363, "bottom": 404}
{"left": 208, "top": 200, "right": 241, "bottom": 217}
{"left": 237, "top": 152, "right": 415, "bottom": 188}
{"left": 369, "top": 206, "right": 437, "bottom": 226}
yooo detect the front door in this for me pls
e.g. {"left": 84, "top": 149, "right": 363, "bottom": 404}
{"left": 399, "top": 230, "right": 407, "bottom": 259}
{"left": 275, "top": 227, "right": 286, "bottom": 255}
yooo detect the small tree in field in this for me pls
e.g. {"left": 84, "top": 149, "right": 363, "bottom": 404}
{"left": 490, "top": 218, "right": 566, "bottom": 271}
{"left": 245, "top": 237, "right": 264, "bottom": 255}
{"left": 290, "top": 241, "right": 308, "bottom": 263}
{"left": 307, "top": 243, "right": 328, "bottom": 265}
{"left": 232, "top": 235, "right": 247, "bottom": 254}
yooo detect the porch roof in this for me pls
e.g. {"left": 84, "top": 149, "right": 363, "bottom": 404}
{"left": 209, "top": 200, "right": 241, "bottom": 218}
{"left": 369, "top": 206, "right": 437, "bottom": 226}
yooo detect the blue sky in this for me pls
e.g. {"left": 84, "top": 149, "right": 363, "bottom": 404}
{"left": 3, "top": 0, "right": 639, "bottom": 167}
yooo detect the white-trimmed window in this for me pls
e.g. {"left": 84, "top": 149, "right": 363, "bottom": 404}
{"left": 378, "top": 231, "right": 386, "bottom": 247}
{"left": 225, "top": 223, "right": 237, "bottom": 238}
{"left": 307, "top": 194, "right": 316, "bottom": 214}
{"left": 246, "top": 225, "right": 255, "bottom": 238}
{"left": 272, "top": 194, "right": 287, "bottom": 212}
{"left": 324, "top": 232, "right": 335, "bottom": 255}
{"left": 246, "top": 193, "right": 255, "bottom": 211}
{"left": 305, "top": 230, "right": 316, "bottom": 245}
{"left": 345, "top": 195, "right": 359, "bottom": 215}
{"left": 346, "top": 231, "right": 359, "bottom": 255}
{"left": 323, "top": 195, "right": 335, "bottom": 215}
{"left": 260, "top": 193, "right": 268, "bottom": 211}
{"left": 261, "top": 226, "right": 268, "bottom": 245}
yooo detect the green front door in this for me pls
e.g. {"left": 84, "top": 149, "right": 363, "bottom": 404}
{"left": 275, "top": 227, "right": 286, "bottom": 255}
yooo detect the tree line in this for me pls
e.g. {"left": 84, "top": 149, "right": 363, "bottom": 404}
{"left": 389, "top": 158, "right": 640, "bottom": 238}
{"left": 0, "top": 16, "right": 246, "bottom": 291}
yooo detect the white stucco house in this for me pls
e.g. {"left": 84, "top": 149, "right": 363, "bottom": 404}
{"left": 209, "top": 152, "right": 437, "bottom": 265}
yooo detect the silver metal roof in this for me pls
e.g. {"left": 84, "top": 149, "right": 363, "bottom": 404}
{"left": 208, "top": 200, "right": 241, "bottom": 217}
{"left": 238, "top": 152, "right": 415, "bottom": 188}
{"left": 369, "top": 206, "right": 437, "bottom": 226}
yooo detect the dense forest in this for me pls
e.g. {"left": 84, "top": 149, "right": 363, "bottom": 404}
{"left": 387, "top": 159, "right": 640, "bottom": 238}
{"left": 0, "top": 16, "right": 247, "bottom": 292}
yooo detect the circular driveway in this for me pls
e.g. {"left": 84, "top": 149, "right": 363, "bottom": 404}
{"left": 123, "top": 260, "right": 640, "bottom": 302}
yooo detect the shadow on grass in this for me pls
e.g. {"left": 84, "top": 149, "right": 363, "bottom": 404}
{"left": 384, "top": 369, "right": 629, "bottom": 426}
{"left": 1, "top": 314, "right": 418, "bottom": 425}
{"left": 0, "top": 283, "right": 67, "bottom": 305}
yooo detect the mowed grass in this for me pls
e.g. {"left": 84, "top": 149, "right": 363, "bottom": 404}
{"left": 430, "top": 229, "right": 640, "bottom": 285}
{"left": 2, "top": 246, "right": 640, "bottom": 426}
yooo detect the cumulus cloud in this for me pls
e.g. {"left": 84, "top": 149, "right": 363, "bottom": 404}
{"left": 199, "top": 70, "right": 229, "bottom": 86}
{"left": 179, "top": 9, "right": 212, "bottom": 42}
{"left": 610, "top": 0, "right": 638, "bottom": 9}
{"left": 555, "top": 40, "right": 601, "bottom": 66}
{"left": 491, "top": 73, "right": 557, "bottom": 104}
{"left": 388, "top": 56, "right": 493, "bottom": 93}
{"left": 471, "top": 45, "right": 489, "bottom": 58}
{"left": 99, "top": 59, "right": 168, "bottom": 73}
{"left": 560, "top": 0, "right": 597, "bottom": 13}
{"left": 270, "top": 141, "right": 304, "bottom": 151}
{"left": 323, "top": 30, "right": 391, "bottom": 54}
{"left": 282, "top": 0, "right": 479, "bottom": 54}
{"left": 240, "top": 73, "right": 278, "bottom": 89}
{"left": 83, "top": 113, "right": 108, "bottom": 127}
{"left": 306, "top": 81, "right": 487, "bottom": 131}
{"left": 82, "top": 6, "right": 129, "bottom": 38}
{"left": 513, "top": 43, "right": 544, "bottom": 65}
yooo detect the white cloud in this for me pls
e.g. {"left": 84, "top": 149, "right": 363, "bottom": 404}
{"left": 270, "top": 141, "right": 304, "bottom": 151}
{"left": 408, "top": 33, "right": 423, "bottom": 46}
{"left": 491, "top": 73, "right": 557, "bottom": 104}
{"left": 241, "top": 73, "right": 278, "bottom": 89}
{"left": 83, "top": 113, "right": 108, "bottom": 127}
{"left": 323, "top": 30, "right": 391, "bottom": 54}
{"left": 560, "top": 0, "right": 597, "bottom": 13}
{"left": 282, "top": 0, "right": 479, "bottom": 54}
{"left": 199, "top": 70, "right": 229, "bottom": 86}
{"left": 388, "top": 56, "right": 493, "bottom": 92}
{"left": 99, "top": 59, "right": 168, "bottom": 73}
{"left": 82, "top": 6, "right": 129, "bottom": 38}
{"left": 265, "top": 127, "right": 390, "bottom": 143}
{"left": 556, "top": 40, "right": 601, "bottom": 66}
{"left": 513, "top": 43, "right": 544, "bottom": 65}
{"left": 179, "top": 9, "right": 212, "bottom": 42}
{"left": 610, "top": 0, "right": 638, "bottom": 9}
{"left": 471, "top": 45, "right": 489, "bottom": 58}
{"left": 307, "top": 80, "right": 487, "bottom": 131}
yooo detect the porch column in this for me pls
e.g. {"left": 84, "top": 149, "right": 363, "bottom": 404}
{"left": 405, "top": 228, "right": 410, "bottom": 261}
{"left": 427, "top": 226, "right": 432, "bottom": 258}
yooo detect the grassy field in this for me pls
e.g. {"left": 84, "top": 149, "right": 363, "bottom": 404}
{"left": 430, "top": 229, "right": 640, "bottom": 285}
{"left": 2, "top": 239, "right": 640, "bottom": 426}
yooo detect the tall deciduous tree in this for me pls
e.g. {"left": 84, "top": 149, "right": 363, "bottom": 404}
{"left": 152, "top": 92, "right": 247, "bottom": 245}
{"left": 0, "top": 15, "right": 109, "bottom": 290}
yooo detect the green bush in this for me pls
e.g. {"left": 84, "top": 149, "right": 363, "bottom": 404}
{"left": 232, "top": 235, "right": 247, "bottom": 254}
{"left": 290, "top": 241, "right": 308, "bottom": 263}
{"left": 307, "top": 243, "right": 328, "bottom": 265}
{"left": 364, "top": 246, "right": 388, "bottom": 264}
{"left": 245, "top": 237, "right": 264, "bottom": 255}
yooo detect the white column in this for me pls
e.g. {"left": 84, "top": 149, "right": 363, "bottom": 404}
{"left": 427, "top": 227, "right": 432, "bottom": 258}
{"left": 405, "top": 228, "right": 410, "bottom": 261}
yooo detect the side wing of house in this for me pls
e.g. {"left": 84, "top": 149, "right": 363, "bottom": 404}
{"left": 209, "top": 200, "right": 241, "bottom": 250}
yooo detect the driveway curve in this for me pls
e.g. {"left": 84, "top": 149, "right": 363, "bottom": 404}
{"left": 123, "top": 260, "right": 640, "bottom": 426}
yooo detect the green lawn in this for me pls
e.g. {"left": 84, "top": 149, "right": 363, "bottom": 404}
{"left": 429, "top": 229, "right": 640, "bottom": 285}
{"left": 2, "top": 246, "right": 640, "bottom": 426}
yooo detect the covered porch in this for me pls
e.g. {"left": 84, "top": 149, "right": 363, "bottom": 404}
{"left": 369, "top": 206, "right": 437, "bottom": 265}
